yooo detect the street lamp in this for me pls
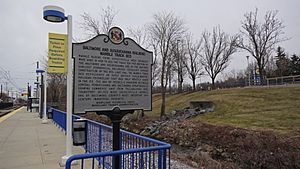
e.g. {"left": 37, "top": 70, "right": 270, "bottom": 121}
{"left": 37, "top": 69, "right": 48, "bottom": 124}
{"left": 43, "top": 5, "right": 73, "bottom": 166}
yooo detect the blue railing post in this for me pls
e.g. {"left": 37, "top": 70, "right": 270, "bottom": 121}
{"left": 158, "top": 150, "right": 162, "bottom": 169}
{"left": 85, "top": 122, "right": 89, "bottom": 153}
{"left": 162, "top": 149, "right": 167, "bottom": 169}
{"left": 98, "top": 125, "right": 102, "bottom": 166}
{"left": 139, "top": 152, "right": 144, "bottom": 169}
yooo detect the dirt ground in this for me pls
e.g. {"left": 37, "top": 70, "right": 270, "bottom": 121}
{"left": 83, "top": 113, "right": 300, "bottom": 169}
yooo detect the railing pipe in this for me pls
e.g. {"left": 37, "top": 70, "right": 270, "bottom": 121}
{"left": 65, "top": 145, "right": 170, "bottom": 169}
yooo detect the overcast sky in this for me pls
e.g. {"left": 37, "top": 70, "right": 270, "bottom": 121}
{"left": 0, "top": 0, "right": 299, "bottom": 94}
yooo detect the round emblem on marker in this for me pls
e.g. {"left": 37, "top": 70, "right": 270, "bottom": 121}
{"left": 108, "top": 27, "right": 124, "bottom": 44}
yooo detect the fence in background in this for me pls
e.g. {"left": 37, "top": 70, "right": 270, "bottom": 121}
{"left": 51, "top": 109, "right": 171, "bottom": 169}
{"left": 266, "top": 75, "right": 300, "bottom": 86}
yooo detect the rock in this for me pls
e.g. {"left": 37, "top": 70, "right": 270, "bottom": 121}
{"left": 216, "top": 148, "right": 224, "bottom": 153}
{"left": 201, "top": 144, "right": 214, "bottom": 153}
{"left": 199, "top": 109, "right": 206, "bottom": 114}
{"left": 170, "top": 110, "right": 177, "bottom": 116}
{"left": 206, "top": 107, "right": 214, "bottom": 112}
{"left": 229, "top": 129, "right": 240, "bottom": 137}
{"left": 189, "top": 101, "right": 215, "bottom": 112}
{"left": 151, "top": 130, "right": 160, "bottom": 136}
{"left": 221, "top": 152, "right": 229, "bottom": 158}
{"left": 170, "top": 159, "right": 196, "bottom": 169}
{"left": 140, "top": 130, "right": 149, "bottom": 136}
{"left": 191, "top": 161, "right": 198, "bottom": 167}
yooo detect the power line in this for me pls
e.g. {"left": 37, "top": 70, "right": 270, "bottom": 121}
{"left": 0, "top": 66, "right": 22, "bottom": 92}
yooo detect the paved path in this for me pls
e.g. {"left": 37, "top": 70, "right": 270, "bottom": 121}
{"left": 0, "top": 107, "right": 84, "bottom": 169}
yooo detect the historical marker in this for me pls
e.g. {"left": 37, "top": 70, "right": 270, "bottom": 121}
{"left": 73, "top": 27, "right": 152, "bottom": 114}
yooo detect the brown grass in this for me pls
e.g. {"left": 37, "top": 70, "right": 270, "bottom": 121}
{"left": 147, "top": 86, "right": 300, "bottom": 134}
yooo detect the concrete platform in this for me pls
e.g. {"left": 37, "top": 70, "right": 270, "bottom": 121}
{"left": 0, "top": 107, "right": 85, "bottom": 169}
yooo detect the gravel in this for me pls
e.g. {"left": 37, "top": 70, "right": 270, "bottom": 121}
{"left": 170, "top": 159, "right": 196, "bottom": 169}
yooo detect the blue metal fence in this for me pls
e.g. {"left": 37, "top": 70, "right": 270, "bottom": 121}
{"left": 51, "top": 109, "right": 171, "bottom": 169}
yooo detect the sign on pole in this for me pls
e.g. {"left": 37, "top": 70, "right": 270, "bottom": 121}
{"left": 21, "top": 92, "right": 28, "bottom": 96}
{"left": 48, "top": 33, "right": 68, "bottom": 74}
{"left": 73, "top": 27, "right": 152, "bottom": 114}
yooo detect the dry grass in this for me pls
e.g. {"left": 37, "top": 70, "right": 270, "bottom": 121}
{"left": 147, "top": 86, "right": 300, "bottom": 134}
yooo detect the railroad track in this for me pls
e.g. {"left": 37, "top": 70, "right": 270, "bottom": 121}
{"left": 0, "top": 106, "right": 19, "bottom": 117}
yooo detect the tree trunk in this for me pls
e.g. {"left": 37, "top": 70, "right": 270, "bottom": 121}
{"left": 160, "top": 58, "right": 166, "bottom": 117}
{"left": 177, "top": 67, "right": 184, "bottom": 93}
{"left": 160, "top": 86, "right": 166, "bottom": 117}
{"left": 169, "top": 70, "right": 172, "bottom": 94}
{"left": 259, "top": 68, "right": 264, "bottom": 85}
{"left": 178, "top": 72, "right": 182, "bottom": 93}
{"left": 257, "top": 61, "right": 264, "bottom": 85}
{"left": 211, "top": 77, "right": 216, "bottom": 90}
{"left": 192, "top": 76, "right": 196, "bottom": 91}
{"left": 180, "top": 75, "right": 183, "bottom": 93}
{"left": 178, "top": 72, "right": 183, "bottom": 93}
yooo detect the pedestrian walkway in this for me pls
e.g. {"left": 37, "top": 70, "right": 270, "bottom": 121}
{"left": 0, "top": 107, "right": 83, "bottom": 169}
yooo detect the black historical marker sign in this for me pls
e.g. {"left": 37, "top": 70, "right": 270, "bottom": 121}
{"left": 73, "top": 27, "right": 152, "bottom": 114}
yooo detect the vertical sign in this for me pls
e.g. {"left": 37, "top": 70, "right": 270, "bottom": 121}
{"left": 48, "top": 33, "right": 68, "bottom": 73}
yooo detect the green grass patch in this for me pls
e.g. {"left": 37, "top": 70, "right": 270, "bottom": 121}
{"left": 147, "top": 86, "right": 300, "bottom": 134}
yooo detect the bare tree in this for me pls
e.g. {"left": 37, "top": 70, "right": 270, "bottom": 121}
{"left": 151, "top": 41, "right": 161, "bottom": 88}
{"left": 40, "top": 53, "right": 67, "bottom": 110}
{"left": 80, "top": 12, "right": 101, "bottom": 37}
{"left": 166, "top": 49, "right": 176, "bottom": 94}
{"left": 237, "top": 8, "right": 286, "bottom": 84}
{"left": 148, "top": 12, "right": 186, "bottom": 117}
{"left": 127, "top": 27, "right": 161, "bottom": 118}
{"left": 128, "top": 27, "right": 161, "bottom": 88}
{"left": 128, "top": 27, "right": 149, "bottom": 48}
{"left": 265, "top": 55, "right": 277, "bottom": 78}
{"left": 201, "top": 26, "right": 238, "bottom": 89}
{"left": 184, "top": 34, "right": 203, "bottom": 91}
{"left": 47, "top": 73, "right": 67, "bottom": 108}
{"left": 170, "top": 39, "right": 186, "bottom": 93}
{"left": 101, "top": 6, "right": 118, "bottom": 34}
{"left": 80, "top": 6, "right": 117, "bottom": 37}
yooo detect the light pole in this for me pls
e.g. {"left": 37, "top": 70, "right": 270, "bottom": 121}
{"left": 36, "top": 69, "right": 45, "bottom": 118}
{"left": 37, "top": 69, "right": 48, "bottom": 123}
{"left": 43, "top": 72, "right": 48, "bottom": 124}
{"left": 246, "top": 56, "right": 250, "bottom": 86}
{"left": 43, "top": 5, "right": 73, "bottom": 165}
{"left": 27, "top": 83, "right": 29, "bottom": 111}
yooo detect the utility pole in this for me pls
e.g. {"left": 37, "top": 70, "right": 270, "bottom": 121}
{"left": 40, "top": 74, "right": 44, "bottom": 119}
{"left": 35, "top": 62, "right": 39, "bottom": 99}
{"left": 5, "top": 82, "right": 8, "bottom": 94}
{"left": 27, "top": 83, "right": 30, "bottom": 111}
{"left": 37, "top": 61, "right": 42, "bottom": 116}
{"left": 0, "top": 84, "right": 2, "bottom": 99}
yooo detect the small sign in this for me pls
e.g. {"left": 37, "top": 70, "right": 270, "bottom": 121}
{"left": 48, "top": 33, "right": 68, "bottom": 74}
{"left": 108, "top": 27, "right": 124, "bottom": 44}
{"left": 73, "top": 27, "right": 152, "bottom": 114}
{"left": 21, "top": 93, "right": 28, "bottom": 96}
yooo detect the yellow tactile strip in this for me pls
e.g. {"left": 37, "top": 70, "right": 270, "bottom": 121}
{"left": 0, "top": 107, "right": 24, "bottom": 123}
